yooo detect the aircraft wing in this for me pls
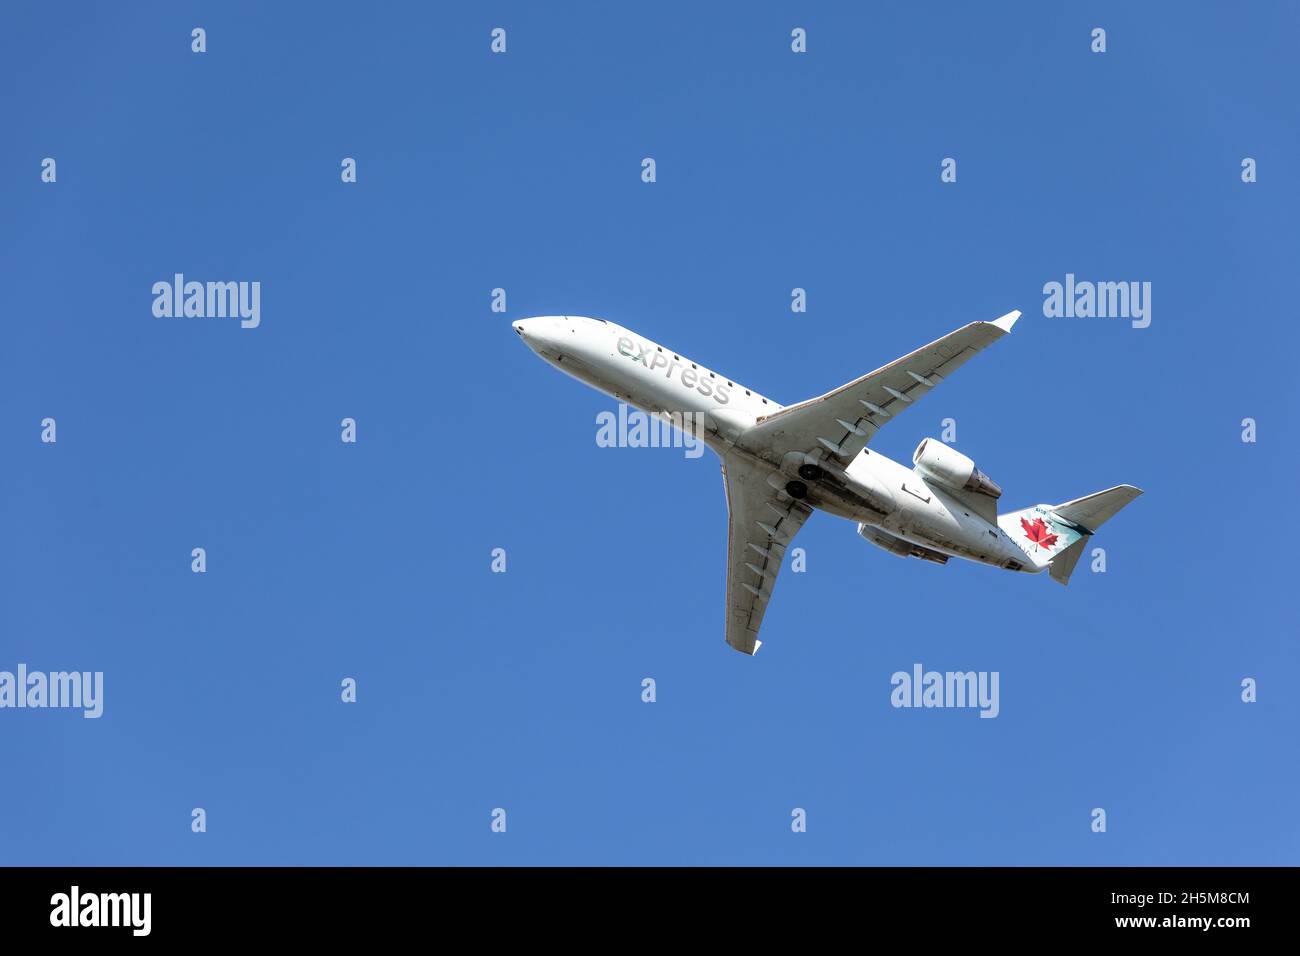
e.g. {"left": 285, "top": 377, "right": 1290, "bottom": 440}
{"left": 721, "top": 454, "right": 814, "bottom": 655}
{"left": 744, "top": 311, "right": 1020, "bottom": 467}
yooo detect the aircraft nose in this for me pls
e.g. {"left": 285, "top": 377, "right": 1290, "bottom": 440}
{"left": 512, "top": 316, "right": 564, "bottom": 354}
{"left": 513, "top": 318, "right": 541, "bottom": 347}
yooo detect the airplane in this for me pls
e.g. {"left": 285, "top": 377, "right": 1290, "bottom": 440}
{"left": 513, "top": 312, "right": 1142, "bottom": 655}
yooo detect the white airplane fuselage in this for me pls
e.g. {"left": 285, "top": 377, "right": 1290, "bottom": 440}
{"left": 514, "top": 315, "right": 1035, "bottom": 572}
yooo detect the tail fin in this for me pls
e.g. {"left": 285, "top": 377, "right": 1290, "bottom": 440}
{"left": 998, "top": 485, "right": 1143, "bottom": 586}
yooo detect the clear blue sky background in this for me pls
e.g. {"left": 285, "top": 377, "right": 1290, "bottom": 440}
{"left": 2, "top": 2, "right": 1296, "bottom": 865}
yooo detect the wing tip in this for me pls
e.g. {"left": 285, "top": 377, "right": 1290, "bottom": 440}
{"left": 1098, "top": 483, "right": 1144, "bottom": 499}
{"left": 989, "top": 309, "right": 1021, "bottom": 334}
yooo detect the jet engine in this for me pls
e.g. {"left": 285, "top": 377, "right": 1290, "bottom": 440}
{"left": 911, "top": 438, "right": 1002, "bottom": 499}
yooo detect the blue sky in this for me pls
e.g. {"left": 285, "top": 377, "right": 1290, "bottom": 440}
{"left": 1, "top": 1, "right": 1296, "bottom": 865}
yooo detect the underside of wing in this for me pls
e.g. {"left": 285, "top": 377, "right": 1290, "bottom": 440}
{"left": 721, "top": 454, "right": 813, "bottom": 655}
{"left": 744, "top": 312, "right": 1020, "bottom": 468}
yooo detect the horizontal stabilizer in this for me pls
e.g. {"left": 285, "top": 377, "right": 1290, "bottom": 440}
{"left": 1053, "top": 485, "right": 1143, "bottom": 534}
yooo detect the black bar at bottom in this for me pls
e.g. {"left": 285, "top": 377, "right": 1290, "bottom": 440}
{"left": 0, "top": 866, "right": 1279, "bottom": 940}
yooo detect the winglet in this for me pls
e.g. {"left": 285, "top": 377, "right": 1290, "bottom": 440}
{"left": 990, "top": 310, "right": 1021, "bottom": 334}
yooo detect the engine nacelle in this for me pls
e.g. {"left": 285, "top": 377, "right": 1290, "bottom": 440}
{"left": 911, "top": 438, "right": 1002, "bottom": 499}
{"left": 857, "top": 523, "right": 950, "bottom": 565}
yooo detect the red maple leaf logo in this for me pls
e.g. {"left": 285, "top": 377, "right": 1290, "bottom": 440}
{"left": 1020, "top": 516, "right": 1059, "bottom": 550}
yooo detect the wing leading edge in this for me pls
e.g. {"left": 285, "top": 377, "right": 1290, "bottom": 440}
{"left": 743, "top": 311, "right": 1020, "bottom": 467}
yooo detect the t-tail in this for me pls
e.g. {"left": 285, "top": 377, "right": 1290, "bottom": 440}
{"left": 998, "top": 485, "right": 1143, "bottom": 585}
